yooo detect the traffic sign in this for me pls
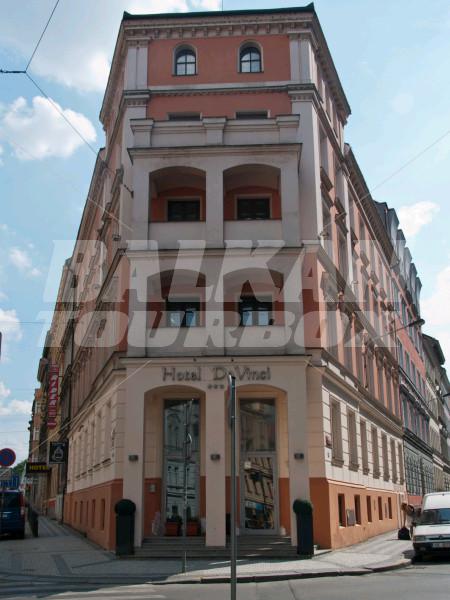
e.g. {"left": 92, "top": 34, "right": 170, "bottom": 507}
{"left": 0, "top": 448, "right": 16, "bottom": 468}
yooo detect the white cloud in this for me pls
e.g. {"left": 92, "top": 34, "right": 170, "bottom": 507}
{"left": 0, "top": 399, "right": 32, "bottom": 417}
{"left": 0, "top": 308, "right": 22, "bottom": 362}
{"left": 0, "top": 381, "right": 11, "bottom": 401}
{"left": 422, "top": 265, "right": 450, "bottom": 363}
{"left": 0, "top": 1, "right": 219, "bottom": 93}
{"left": 0, "top": 96, "right": 96, "bottom": 161}
{"left": 0, "top": 144, "right": 3, "bottom": 166}
{"left": 9, "top": 247, "right": 41, "bottom": 277}
{"left": 397, "top": 201, "right": 440, "bottom": 238}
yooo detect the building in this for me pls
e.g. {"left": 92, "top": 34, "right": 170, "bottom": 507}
{"left": 30, "top": 4, "right": 428, "bottom": 551}
{"left": 423, "top": 335, "right": 450, "bottom": 492}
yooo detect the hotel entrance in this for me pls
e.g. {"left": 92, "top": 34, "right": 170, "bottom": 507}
{"left": 240, "top": 399, "right": 278, "bottom": 534}
{"left": 162, "top": 398, "right": 200, "bottom": 531}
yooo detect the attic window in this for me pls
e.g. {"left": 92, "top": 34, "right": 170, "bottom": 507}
{"left": 168, "top": 112, "right": 201, "bottom": 121}
{"left": 235, "top": 111, "right": 268, "bottom": 120}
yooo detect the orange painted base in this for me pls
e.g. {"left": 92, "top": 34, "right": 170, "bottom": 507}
{"left": 64, "top": 479, "right": 123, "bottom": 550}
{"left": 310, "top": 478, "right": 402, "bottom": 549}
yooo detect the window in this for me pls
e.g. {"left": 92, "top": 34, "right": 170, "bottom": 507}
{"left": 237, "top": 197, "right": 270, "bottom": 220}
{"left": 367, "top": 495, "right": 372, "bottom": 522}
{"left": 348, "top": 410, "right": 358, "bottom": 470}
{"left": 100, "top": 499, "right": 105, "bottom": 530}
{"left": 239, "top": 295, "right": 273, "bottom": 326}
{"left": 390, "top": 438, "right": 398, "bottom": 482}
{"left": 168, "top": 112, "right": 200, "bottom": 121}
{"left": 166, "top": 298, "right": 200, "bottom": 327}
{"left": 167, "top": 199, "right": 200, "bottom": 222}
{"left": 382, "top": 433, "right": 390, "bottom": 481}
{"left": 322, "top": 198, "right": 333, "bottom": 256}
{"left": 388, "top": 497, "right": 393, "bottom": 519}
{"left": 239, "top": 45, "right": 262, "bottom": 72}
{"left": 338, "top": 494, "right": 346, "bottom": 527}
{"left": 378, "top": 496, "right": 383, "bottom": 520}
{"left": 343, "top": 313, "right": 353, "bottom": 373}
{"left": 327, "top": 303, "right": 339, "bottom": 359}
{"left": 355, "top": 495, "right": 362, "bottom": 525}
{"left": 377, "top": 363, "right": 385, "bottom": 405}
{"left": 338, "top": 228, "right": 349, "bottom": 280}
{"left": 371, "top": 426, "right": 380, "bottom": 478}
{"left": 91, "top": 499, "right": 96, "bottom": 528}
{"left": 236, "top": 110, "right": 268, "bottom": 119}
{"left": 175, "top": 47, "right": 196, "bottom": 75}
{"left": 331, "top": 399, "right": 343, "bottom": 465}
{"left": 360, "top": 420, "right": 369, "bottom": 474}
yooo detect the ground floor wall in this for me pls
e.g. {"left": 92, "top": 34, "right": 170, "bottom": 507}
{"left": 310, "top": 478, "right": 404, "bottom": 549}
{"left": 63, "top": 479, "right": 123, "bottom": 550}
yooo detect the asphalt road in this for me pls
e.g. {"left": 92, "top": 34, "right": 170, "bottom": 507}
{"left": 0, "top": 559, "right": 449, "bottom": 599}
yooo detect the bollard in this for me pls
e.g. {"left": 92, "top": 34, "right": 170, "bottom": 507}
{"left": 114, "top": 499, "right": 136, "bottom": 556}
{"left": 293, "top": 499, "right": 314, "bottom": 557}
{"left": 28, "top": 507, "right": 39, "bottom": 537}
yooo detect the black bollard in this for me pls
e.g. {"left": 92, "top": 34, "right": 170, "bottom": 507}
{"left": 293, "top": 499, "right": 314, "bottom": 557}
{"left": 114, "top": 499, "right": 136, "bottom": 556}
{"left": 28, "top": 507, "right": 39, "bottom": 537}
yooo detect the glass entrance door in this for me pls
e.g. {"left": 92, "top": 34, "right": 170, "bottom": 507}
{"left": 240, "top": 399, "right": 277, "bottom": 534}
{"left": 242, "top": 454, "right": 276, "bottom": 532}
{"left": 163, "top": 399, "right": 200, "bottom": 528}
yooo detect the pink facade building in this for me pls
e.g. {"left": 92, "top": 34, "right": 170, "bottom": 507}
{"left": 29, "top": 5, "right": 450, "bottom": 552}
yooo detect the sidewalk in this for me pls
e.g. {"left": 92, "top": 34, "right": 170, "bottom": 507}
{"left": 0, "top": 517, "right": 413, "bottom": 584}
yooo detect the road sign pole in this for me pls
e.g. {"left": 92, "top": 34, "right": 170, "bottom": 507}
{"left": 228, "top": 374, "right": 237, "bottom": 600}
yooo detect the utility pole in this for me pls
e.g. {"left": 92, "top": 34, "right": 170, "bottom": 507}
{"left": 228, "top": 374, "right": 237, "bottom": 600}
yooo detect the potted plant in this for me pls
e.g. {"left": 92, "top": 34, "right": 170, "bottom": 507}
{"left": 186, "top": 517, "right": 200, "bottom": 536}
{"left": 165, "top": 514, "right": 182, "bottom": 536}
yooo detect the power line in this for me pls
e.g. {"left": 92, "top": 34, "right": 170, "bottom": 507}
{"left": 25, "top": 0, "right": 61, "bottom": 72}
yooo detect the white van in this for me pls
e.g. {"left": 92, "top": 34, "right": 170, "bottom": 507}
{"left": 412, "top": 492, "right": 450, "bottom": 560}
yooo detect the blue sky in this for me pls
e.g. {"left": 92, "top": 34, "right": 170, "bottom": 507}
{"left": 1, "top": 0, "right": 449, "bottom": 462}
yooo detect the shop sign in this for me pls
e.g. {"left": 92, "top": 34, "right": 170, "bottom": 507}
{"left": 26, "top": 462, "right": 50, "bottom": 475}
{"left": 161, "top": 365, "right": 271, "bottom": 383}
{"left": 47, "top": 364, "right": 59, "bottom": 428}
{"left": 48, "top": 442, "right": 67, "bottom": 465}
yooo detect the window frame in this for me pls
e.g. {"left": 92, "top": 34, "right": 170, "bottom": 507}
{"left": 167, "top": 197, "right": 201, "bottom": 222}
{"left": 165, "top": 297, "right": 201, "bottom": 328}
{"left": 238, "top": 294, "right": 273, "bottom": 327}
{"left": 236, "top": 195, "right": 271, "bottom": 220}
{"left": 174, "top": 46, "right": 197, "bottom": 76}
{"left": 239, "top": 43, "right": 263, "bottom": 73}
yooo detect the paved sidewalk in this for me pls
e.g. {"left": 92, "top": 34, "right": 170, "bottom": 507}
{"left": 0, "top": 517, "right": 413, "bottom": 584}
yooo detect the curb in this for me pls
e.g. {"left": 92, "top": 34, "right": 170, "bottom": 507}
{"left": 0, "top": 559, "right": 411, "bottom": 587}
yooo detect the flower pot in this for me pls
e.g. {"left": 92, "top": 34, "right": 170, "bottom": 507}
{"left": 186, "top": 521, "right": 199, "bottom": 536}
{"left": 165, "top": 522, "right": 180, "bottom": 536}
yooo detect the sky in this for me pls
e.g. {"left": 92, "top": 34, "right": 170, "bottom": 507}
{"left": 1, "top": 0, "right": 450, "bottom": 463}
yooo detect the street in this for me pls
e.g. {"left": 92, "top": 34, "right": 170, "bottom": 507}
{"left": 0, "top": 560, "right": 449, "bottom": 600}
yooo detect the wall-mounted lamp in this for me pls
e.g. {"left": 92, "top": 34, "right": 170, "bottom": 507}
{"left": 128, "top": 454, "right": 139, "bottom": 462}
{"left": 210, "top": 453, "right": 221, "bottom": 461}
{"left": 294, "top": 452, "right": 304, "bottom": 460}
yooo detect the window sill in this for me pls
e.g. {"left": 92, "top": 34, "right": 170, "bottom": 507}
{"left": 331, "top": 458, "right": 344, "bottom": 467}
{"left": 349, "top": 463, "right": 360, "bottom": 472}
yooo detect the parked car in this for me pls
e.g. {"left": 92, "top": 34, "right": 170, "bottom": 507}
{"left": 0, "top": 489, "right": 25, "bottom": 539}
{"left": 412, "top": 492, "right": 450, "bottom": 560}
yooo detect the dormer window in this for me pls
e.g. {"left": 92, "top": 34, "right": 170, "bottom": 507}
{"left": 174, "top": 47, "right": 196, "bottom": 76}
{"left": 239, "top": 44, "right": 262, "bottom": 73}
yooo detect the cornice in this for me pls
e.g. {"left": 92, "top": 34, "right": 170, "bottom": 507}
{"left": 128, "top": 141, "right": 301, "bottom": 163}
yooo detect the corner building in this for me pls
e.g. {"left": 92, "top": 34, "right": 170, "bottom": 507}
{"left": 62, "top": 5, "right": 406, "bottom": 551}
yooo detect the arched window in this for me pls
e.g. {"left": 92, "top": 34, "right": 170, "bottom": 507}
{"left": 174, "top": 47, "right": 196, "bottom": 76}
{"left": 239, "top": 45, "right": 262, "bottom": 73}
